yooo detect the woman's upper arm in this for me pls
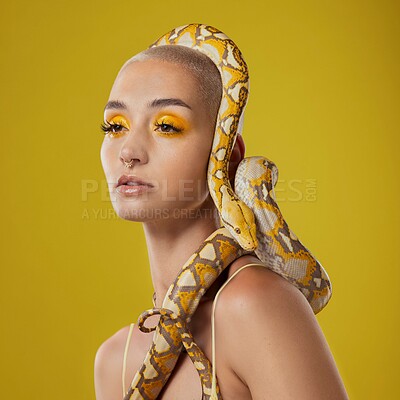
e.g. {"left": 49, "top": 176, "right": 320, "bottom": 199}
{"left": 217, "top": 267, "right": 349, "bottom": 400}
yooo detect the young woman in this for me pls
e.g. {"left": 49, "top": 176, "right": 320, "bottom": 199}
{"left": 94, "top": 25, "right": 348, "bottom": 400}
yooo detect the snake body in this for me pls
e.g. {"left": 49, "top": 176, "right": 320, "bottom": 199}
{"left": 123, "top": 23, "right": 332, "bottom": 400}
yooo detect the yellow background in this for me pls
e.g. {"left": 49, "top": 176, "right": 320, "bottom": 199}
{"left": 1, "top": 0, "right": 398, "bottom": 398}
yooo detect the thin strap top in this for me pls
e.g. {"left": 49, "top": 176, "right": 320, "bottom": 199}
{"left": 122, "top": 262, "right": 264, "bottom": 399}
{"left": 122, "top": 322, "right": 135, "bottom": 398}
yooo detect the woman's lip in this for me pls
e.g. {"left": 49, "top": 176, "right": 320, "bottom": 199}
{"left": 115, "top": 184, "right": 152, "bottom": 196}
{"left": 117, "top": 175, "right": 154, "bottom": 188}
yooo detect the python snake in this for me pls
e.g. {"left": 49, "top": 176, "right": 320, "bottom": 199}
{"left": 122, "top": 23, "right": 332, "bottom": 400}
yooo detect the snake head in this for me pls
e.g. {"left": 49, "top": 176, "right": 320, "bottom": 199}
{"left": 220, "top": 186, "right": 258, "bottom": 251}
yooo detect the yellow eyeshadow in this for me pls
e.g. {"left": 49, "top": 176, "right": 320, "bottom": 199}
{"left": 109, "top": 115, "right": 130, "bottom": 128}
{"left": 155, "top": 114, "right": 190, "bottom": 132}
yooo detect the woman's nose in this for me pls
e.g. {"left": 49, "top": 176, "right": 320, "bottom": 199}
{"left": 119, "top": 129, "right": 149, "bottom": 167}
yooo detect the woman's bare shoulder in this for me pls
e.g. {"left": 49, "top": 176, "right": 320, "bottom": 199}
{"left": 215, "top": 257, "right": 349, "bottom": 399}
{"left": 217, "top": 256, "right": 299, "bottom": 325}
{"left": 94, "top": 325, "right": 132, "bottom": 399}
{"left": 95, "top": 325, "right": 132, "bottom": 360}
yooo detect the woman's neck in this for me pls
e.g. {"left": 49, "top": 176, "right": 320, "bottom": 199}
{"left": 142, "top": 198, "right": 219, "bottom": 308}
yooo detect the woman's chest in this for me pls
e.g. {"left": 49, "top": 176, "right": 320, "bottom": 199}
{"left": 125, "top": 303, "right": 251, "bottom": 400}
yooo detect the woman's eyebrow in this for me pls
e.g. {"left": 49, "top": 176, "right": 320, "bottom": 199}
{"left": 104, "top": 98, "right": 192, "bottom": 112}
{"left": 104, "top": 100, "right": 127, "bottom": 112}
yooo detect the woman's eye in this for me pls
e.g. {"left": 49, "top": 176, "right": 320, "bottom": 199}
{"left": 100, "top": 121, "right": 125, "bottom": 137}
{"left": 154, "top": 121, "right": 182, "bottom": 134}
{"left": 100, "top": 118, "right": 183, "bottom": 137}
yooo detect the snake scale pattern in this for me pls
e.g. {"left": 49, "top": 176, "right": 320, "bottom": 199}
{"left": 123, "top": 23, "right": 332, "bottom": 400}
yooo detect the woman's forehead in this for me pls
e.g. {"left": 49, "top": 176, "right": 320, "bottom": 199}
{"left": 116, "top": 58, "right": 197, "bottom": 86}
{"left": 109, "top": 59, "right": 204, "bottom": 110}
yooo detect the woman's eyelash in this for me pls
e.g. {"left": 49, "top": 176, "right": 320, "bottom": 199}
{"left": 154, "top": 121, "right": 182, "bottom": 134}
{"left": 100, "top": 120, "right": 183, "bottom": 136}
{"left": 100, "top": 121, "right": 124, "bottom": 135}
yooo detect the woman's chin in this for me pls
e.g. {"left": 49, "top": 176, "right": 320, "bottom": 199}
{"left": 113, "top": 204, "right": 170, "bottom": 222}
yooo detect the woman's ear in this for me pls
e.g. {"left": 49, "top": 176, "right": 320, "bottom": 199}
{"left": 229, "top": 134, "right": 245, "bottom": 187}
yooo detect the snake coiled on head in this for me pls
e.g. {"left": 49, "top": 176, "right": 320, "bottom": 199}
{"left": 123, "top": 23, "right": 332, "bottom": 400}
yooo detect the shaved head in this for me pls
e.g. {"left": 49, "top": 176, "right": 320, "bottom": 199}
{"left": 119, "top": 45, "right": 223, "bottom": 131}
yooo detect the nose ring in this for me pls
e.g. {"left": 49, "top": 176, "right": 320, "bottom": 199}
{"left": 123, "top": 159, "right": 134, "bottom": 168}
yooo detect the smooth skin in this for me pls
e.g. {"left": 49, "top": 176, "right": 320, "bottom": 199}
{"left": 95, "top": 58, "right": 349, "bottom": 399}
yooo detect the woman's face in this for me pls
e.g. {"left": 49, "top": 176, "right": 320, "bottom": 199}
{"left": 100, "top": 58, "right": 216, "bottom": 222}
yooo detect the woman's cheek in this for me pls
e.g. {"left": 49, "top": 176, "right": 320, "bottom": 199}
{"left": 100, "top": 143, "right": 110, "bottom": 172}
{"left": 100, "top": 142, "right": 114, "bottom": 168}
